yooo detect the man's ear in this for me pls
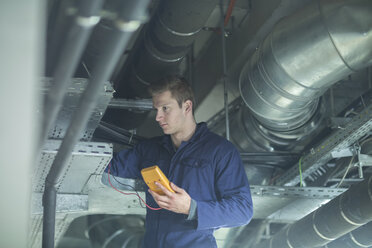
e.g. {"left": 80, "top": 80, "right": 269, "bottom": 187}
{"left": 184, "top": 100, "right": 193, "bottom": 114}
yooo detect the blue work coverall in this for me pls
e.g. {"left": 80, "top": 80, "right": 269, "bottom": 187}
{"left": 105, "top": 122, "right": 253, "bottom": 248}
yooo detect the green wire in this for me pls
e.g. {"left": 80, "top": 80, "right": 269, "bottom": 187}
{"left": 299, "top": 156, "right": 303, "bottom": 187}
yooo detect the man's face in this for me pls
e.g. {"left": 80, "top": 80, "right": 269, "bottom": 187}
{"left": 152, "top": 90, "right": 186, "bottom": 135}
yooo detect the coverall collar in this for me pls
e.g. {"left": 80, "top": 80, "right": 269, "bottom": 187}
{"left": 161, "top": 122, "right": 208, "bottom": 152}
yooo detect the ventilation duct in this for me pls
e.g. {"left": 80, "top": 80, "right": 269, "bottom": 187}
{"left": 86, "top": 214, "right": 145, "bottom": 248}
{"left": 256, "top": 175, "right": 372, "bottom": 248}
{"left": 119, "top": 0, "right": 217, "bottom": 96}
{"left": 235, "top": 0, "right": 372, "bottom": 152}
{"left": 323, "top": 221, "right": 372, "bottom": 248}
{"left": 101, "top": 0, "right": 217, "bottom": 129}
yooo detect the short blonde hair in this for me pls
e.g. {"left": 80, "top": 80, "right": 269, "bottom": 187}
{"left": 149, "top": 76, "right": 196, "bottom": 113}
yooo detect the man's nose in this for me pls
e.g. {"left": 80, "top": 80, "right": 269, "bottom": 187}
{"left": 155, "top": 110, "right": 163, "bottom": 122}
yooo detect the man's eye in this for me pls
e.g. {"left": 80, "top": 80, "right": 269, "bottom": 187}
{"left": 162, "top": 106, "right": 168, "bottom": 111}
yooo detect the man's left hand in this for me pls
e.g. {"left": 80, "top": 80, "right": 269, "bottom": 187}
{"left": 149, "top": 182, "right": 191, "bottom": 215}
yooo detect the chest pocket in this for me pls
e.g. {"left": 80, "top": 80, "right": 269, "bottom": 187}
{"left": 179, "top": 157, "right": 214, "bottom": 201}
{"left": 141, "top": 159, "right": 169, "bottom": 175}
{"left": 141, "top": 159, "right": 157, "bottom": 169}
{"left": 181, "top": 157, "right": 209, "bottom": 168}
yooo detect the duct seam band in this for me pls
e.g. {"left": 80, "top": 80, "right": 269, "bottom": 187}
{"left": 115, "top": 20, "right": 141, "bottom": 32}
{"left": 286, "top": 226, "right": 294, "bottom": 248}
{"left": 339, "top": 194, "right": 364, "bottom": 226}
{"left": 157, "top": 13, "right": 201, "bottom": 37}
{"left": 132, "top": 66, "right": 150, "bottom": 86}
{"left": 246, "top": 61, "right": 312, "bottom": 116}
{"left": 318, "top": 0, "right": 356, "bottom": 73}
{"left": 312, "top": 210, "right": 335, "bottom": 241}
{"left": 349, "top": 232, "right": 370, "bottom": 247}
{"left": 144, "top": 34, "right": 184, "bottom": 63}
{"left": 76, "top": 16, "right": 100, "bottom": 27}
{"left": 257, "top": 42, "right": 317, "bottom": 102}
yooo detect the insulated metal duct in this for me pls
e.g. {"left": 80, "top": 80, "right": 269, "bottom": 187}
{"left": 323, "top": 221, "right": 372, "bottom": 248}
{"left": 236, "top": 0, "right": 372, "bottom": 151}
{"left": 255, "top": 175, "right": 372, "bottom": 248}
{"left": 102, "top": 0, "right": 216, "bottom": 129}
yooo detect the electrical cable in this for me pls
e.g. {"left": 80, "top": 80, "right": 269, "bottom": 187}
{"left": 107, "top": 162, "right": 162, "bottom": 211}
{"left": 298, "top": 156, "right": 303, "bottom": 187}
{"left": 111, "top": 174, "right": 145, "bottom": 208}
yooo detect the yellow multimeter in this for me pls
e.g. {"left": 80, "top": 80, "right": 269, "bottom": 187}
{"left": 141, "top": 165, "right": 175, "bottom": 195}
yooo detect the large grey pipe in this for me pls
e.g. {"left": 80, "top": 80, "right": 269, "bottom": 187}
{"left": 255, "top": 175, "right": 372, "bottom": 248}
{"left": 40, "top": 0, "right": 103, "bottom": 149}
{"left": 42, "top": 1, "right": 150, "bottom": 247}
{"left": 236, "top": 0, "right": 372, "bottom": 150}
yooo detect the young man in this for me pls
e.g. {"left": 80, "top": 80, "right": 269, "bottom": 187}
{"left": 104, "top": 76, "right": 253, "bottom": 247}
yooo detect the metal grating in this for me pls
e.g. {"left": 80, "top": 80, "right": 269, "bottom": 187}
{"left": 108, "top": 98, "right": 153, "bottom": 111}
{"left": 32, "top": 140, "right": 112, "bottom": 193}
{"left": 30, "top": 140, "right": 113, "bottom": 247}
{"left": 251, "top": 185, "right": 346, "bottom": 221}
{"left": 41, "top": 77, "right": 114, "bottom": 141}
{"left": 250, "top": 185, "right": 345, "bottom": 199}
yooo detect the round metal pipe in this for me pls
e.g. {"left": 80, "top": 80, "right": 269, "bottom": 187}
{"left": 41, "top": 186, "right": 57, "bottom": 248}
{"left": 219, "top": 0, "right": 230, "bottom": 141}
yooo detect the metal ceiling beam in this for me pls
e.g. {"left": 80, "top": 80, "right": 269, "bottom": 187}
{"left": 108, "top": 98, "right": 153, "bottom": 111}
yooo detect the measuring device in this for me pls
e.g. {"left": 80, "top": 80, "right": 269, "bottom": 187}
{"left": 141, "top": 165, "right": 175, "bottom": 195}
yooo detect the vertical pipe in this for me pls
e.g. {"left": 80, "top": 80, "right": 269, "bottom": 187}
{"left": 42, "top": 1, "right": 150, "bottom": 247}
{"left": 41, "top": 186, "right": 57, "bottom": 247}
{"left": 219, "top": 0, "right": 230, "bottom": 140}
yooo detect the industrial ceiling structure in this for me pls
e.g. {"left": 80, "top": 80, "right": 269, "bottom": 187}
{"left": 1, "top": 0, "right": 372, "bottom": 247}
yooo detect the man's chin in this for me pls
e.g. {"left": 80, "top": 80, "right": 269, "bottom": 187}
{"left": 161, "top": 127, "right": 172, "bottom": 135}
{"left": 162, "top": 129, "right": 171, "bottom": 135}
